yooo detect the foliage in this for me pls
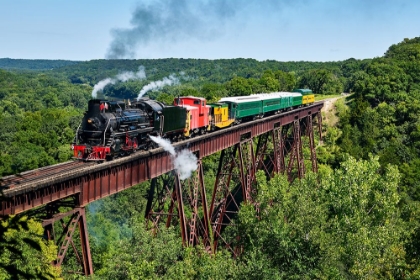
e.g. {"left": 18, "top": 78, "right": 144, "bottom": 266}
{"left": 234, "top": 156, "right": 410, "bottom": 279}
{"left": 0, "top": 215, "right": 61, "bottom": 279}
{"left": 0, "top": 70, "right": 88, "bottom": 176}
{"left": 319, "top": 37, "right": 420, "bottom": 278}
{"left": 92, "top": 222, "right": 242, "bottom": 279}
{"left": 0, "top": 58, "right": 80, "bottom": 71}
{"left": 298, "top": 69, "right": 343, "bottom": 94}
{"left": 335, "top": 38, "right": 420, "bottom": 199}
{"left": 352, "top": 60, "right": 410, "bottom": 105}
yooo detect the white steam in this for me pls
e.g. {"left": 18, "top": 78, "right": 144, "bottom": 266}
{"left": 173, "top": 149, "right": 198, "bottom": 180}
{"left": 116, "top": 66, "right": 146, "bottom": 81}
{"left": 137, "top": 74, "right": 180, "bottom": 100}
{"left": 92, "top": 78, "right": 114, "bottom": 98}
{"left": 149, "top": 136, "right": 198, "bottom": 180}
{"left": 149, "top": 135, "right": 176, "bottom": 156}
{"left": 91, "top": 66, "right": 147, "bottom": 98}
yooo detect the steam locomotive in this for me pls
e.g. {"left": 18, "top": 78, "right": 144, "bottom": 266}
{"left": 72, "top": 90, "right": 314, "bottom": 161}
{"left": 72, "top": 98, "right": 187, "bottom": 160}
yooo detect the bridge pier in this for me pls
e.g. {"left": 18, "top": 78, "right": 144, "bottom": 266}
{"left": 42, "top": 204, "right": 93, "bottom": 276}
{"left": 145, "top": 160, "right": 212, "bottom": 249}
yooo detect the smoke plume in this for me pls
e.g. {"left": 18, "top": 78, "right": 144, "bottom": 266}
{"left": 106, "top": 0, "right": 240, "bottom": 59}
{"left": 137, "top": 74, "right": 179, "bottom": 100}
{"left": 150, "top": 135, "right": 198, "bottom": 180}
{"left": 91, "top": 66, "right": 147, "bottom": 98}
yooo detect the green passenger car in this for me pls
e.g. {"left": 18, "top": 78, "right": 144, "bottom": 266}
{"left": 283, "top": 92, "right": 303, "bottom": 107}
{"left": 219, "top": 96, "right": 263, "bottom": 120}
{"left": 258, "top": 94, "right": 283, "bottom": 113}
{"left": 252, "top": 92, "right": 303, "bottom": 111}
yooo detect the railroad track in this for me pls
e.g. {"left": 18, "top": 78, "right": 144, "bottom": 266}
{"left": 0, "top": 161, "right": 90, "bottom": 191}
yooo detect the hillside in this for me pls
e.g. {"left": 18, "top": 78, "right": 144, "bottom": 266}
{"left": 0, "top": 58, "right": 81, "bottom": 70}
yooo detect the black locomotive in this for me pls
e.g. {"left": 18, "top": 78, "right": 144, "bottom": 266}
{"left": 72, "top": 99, "right": 187, "bottom": 160}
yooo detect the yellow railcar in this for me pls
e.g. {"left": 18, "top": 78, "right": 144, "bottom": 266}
{"left": 294, "top": 89, "right": 315, "bottom": 105}
{"left": 208, "top": 103, "right": 235, "bottom": 129}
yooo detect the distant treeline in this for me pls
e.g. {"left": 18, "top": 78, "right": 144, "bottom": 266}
{"left": 0, "top": 58, "right": 81, "bottom": 71}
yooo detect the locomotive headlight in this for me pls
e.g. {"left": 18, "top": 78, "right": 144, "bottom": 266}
{"left": 87, "top": 118, "right": 93, "bottom": 124}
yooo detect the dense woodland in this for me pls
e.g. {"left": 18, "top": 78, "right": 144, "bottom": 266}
{"left": 1, "top": 37, "right": 420, "bottom": 279}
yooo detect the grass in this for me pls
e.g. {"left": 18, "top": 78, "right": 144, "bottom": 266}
{"left": 315, "top": 94, "right": 342, "bottom": 101}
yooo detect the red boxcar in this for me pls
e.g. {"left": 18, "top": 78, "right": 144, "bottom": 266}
{"left": 174, "top": 96, "right": 210, "bottom": 137}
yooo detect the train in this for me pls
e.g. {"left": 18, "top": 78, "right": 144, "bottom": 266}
{"left": 71, "top": 89, "right": 314, "bottom": 161}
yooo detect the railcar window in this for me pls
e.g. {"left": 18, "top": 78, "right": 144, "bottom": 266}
{"left": 242, "top": 103, "right": 259, "bottom": 109}
{"left": 194, "top": 100, "right": 200, "bottom": 105}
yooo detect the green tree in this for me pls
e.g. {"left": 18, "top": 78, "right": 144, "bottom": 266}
{"left": 298, "top": 69, "right": 343, "bottom": 94}
{"left": 0, "top": 216, "right": 61, "bottom": 279}
{"left": 258, "top": 70, "right": 280, "bottom": 92}
{"left": 225, "top": 76, "right": 253, "bottom": 96}
{"left": 274, "top": 70, "right": 296, "bottom": 91}
{"left": 353, "top": 61, "right": 409, "bottom": 105}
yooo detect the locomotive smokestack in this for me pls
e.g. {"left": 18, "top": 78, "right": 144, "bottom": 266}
{"left": 88, "top": 99, "right": 101, "bottom": 116}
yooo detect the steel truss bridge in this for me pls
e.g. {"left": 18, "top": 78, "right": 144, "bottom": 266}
{"left": 1, "top": 102, "right": 323, "bottom": 276}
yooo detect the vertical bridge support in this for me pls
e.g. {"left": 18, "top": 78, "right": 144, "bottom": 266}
{"left": 209, "top": 133, "right": 258, "bottom": 256}
{"left": 42, "top": 206, "right": 93, "bottom": 276}
{"left": 145, "top": 160, "right": 211, "bottom": 249}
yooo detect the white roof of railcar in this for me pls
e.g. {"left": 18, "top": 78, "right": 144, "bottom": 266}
{"left": 219, "top": 92, "right": 302, "bottom": 104}
{"left": 219, "top": 95, "right": 262, "bottom": 103}
{"left": 252, "top": 92, "right": 302, "bottom": 98}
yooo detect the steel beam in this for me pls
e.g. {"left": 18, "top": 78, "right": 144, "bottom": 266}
{"left": 42, "top": 207, "right": 93, "bottom": 276}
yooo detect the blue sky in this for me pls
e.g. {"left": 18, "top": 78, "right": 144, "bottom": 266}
{"left": 1, "top": 0, "right": 419, "bottom": 62}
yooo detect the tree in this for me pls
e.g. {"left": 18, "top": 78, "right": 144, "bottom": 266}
{"left": 225, "top": 76, "right": 253, "bottom": 96}
{"left": 298, "top": 69, "right": 343, "bottom": 94}
{"left": 200, "top": 83, "right": 227, "bottom": 103}
{"left": 274, "top": 70, "right": 296, "bottom": 91}
{"left": 0, "top": 216, "right": 61, "bottom": 279}
{"left": 258, "top": 70, "right": 280, "bottom": 92}
{"left": 353, "top": 60, "right": 409, "bottom": 105}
